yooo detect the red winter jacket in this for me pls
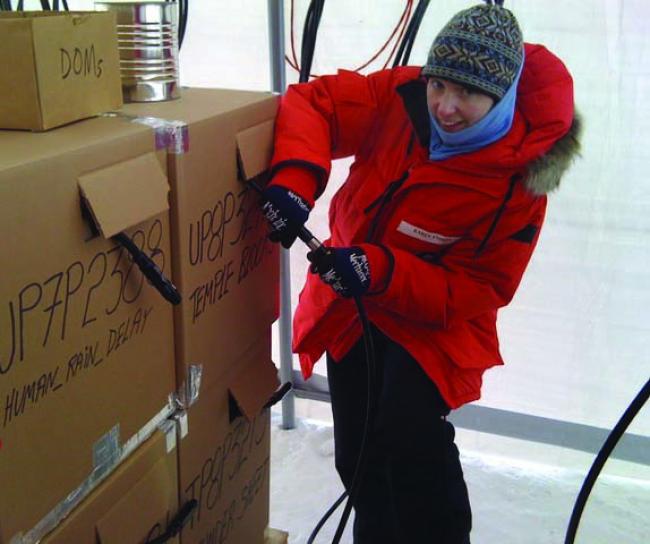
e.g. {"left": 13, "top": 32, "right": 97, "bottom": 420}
{"left": 270, "top": 43, "right": 580, "bottom": 408}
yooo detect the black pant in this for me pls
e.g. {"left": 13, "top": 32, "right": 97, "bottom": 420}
{"left": 327, "top": 325, "right": 472, "bottom": 543}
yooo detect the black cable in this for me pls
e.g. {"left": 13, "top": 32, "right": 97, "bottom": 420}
{"left": 401, "top": 0, "right": 430, "bottom": 66}
{"left": 306, "top": 491, "right": 347, "bottom": 543}
{"left": 248, "top": 175, "right": 377, "bottom": 542}
{"left": 393, "top": 0, "right": 418, "bottom": 66}
{"left": 299, "top": 0, "right": 325, "bottom": 82}
{"left": 391, "top": 13, "right": 411, "bottom": 66}
{"left": 177, "top": 0, "right": 183, "bottom": 49}
{"left": 302, "top": 3, "right": 318, "bottom": 81}
{"left": 564, "top": 377, "right": 650, "bottom": 544}
{"left": 330, "top": 296, "right": 376, "bottom": 544}
{"left": 113, "top": 232, "right": 181, "bottom": 305}
{"left": 185, "top": 0, "right": 190, "bottom": 45}
{"left": 178, "top": 0, "right": 189, "bottom": 50}
{"left": 306, "top": 296, "right": 376, "bottom": 544}
{"left": 392, "top": 0, "right": 430, "bottom": 67}
{"left": 300, "top": 2, "right": 317, "bottom": 81}
{"left": 180, "top": 0, "right": 185, "bottom": 47}
{"left": 147, "top": 499, "right": 198, "bottom": 544}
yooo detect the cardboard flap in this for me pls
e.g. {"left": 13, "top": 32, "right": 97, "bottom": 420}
{"left": 236, "top": 120, "right": 275, "bottom": 180}
{"left": 95, "top": 457, "right": 174, "bottom": 544}
{"left": 78, "top": 152, "right": 169, "bottom": 238}
{"left": 229, "top": 353, "right": 279, "bottom": 420}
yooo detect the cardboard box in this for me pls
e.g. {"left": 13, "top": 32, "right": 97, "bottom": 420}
{"left": 178, "top": 335, "right": 279, "bottom": 544}
{"left": 41, "top": 428, "right": 180, "bottom": 544}
{"left": 0, "top": 12, "right": 123, "bottom": 131}
{"left": 0, "top": 117, "right": 176, "bottom": 543}
{"left": 121, "top": 88, "right": 280, "bottom": 389}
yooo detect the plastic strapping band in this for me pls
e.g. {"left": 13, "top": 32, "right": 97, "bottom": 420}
{"left": 14, "top": 396, "right": 178, "bottom": 544}
{"left": 158, "top": 419, "right": 178, "bottom": 453}
{"left": 174, "top": 410, "right": 190, "bottom": 441}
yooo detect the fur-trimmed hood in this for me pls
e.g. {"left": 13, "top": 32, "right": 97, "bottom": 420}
{"left": 397, "top": 43, "right": 580, "bottom": 197}
{"left": 396, "top": 76, "right": 581, "bottom": 197}
{"left": 524, "top": 113, "right": 582, "bottom": 195}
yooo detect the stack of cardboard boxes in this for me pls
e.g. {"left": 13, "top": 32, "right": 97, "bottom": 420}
{"left": 120, "top": 88, "right": 283, "bottom": 544}
{"left": 0, "top": 15, "right": 286, "bottom": 540}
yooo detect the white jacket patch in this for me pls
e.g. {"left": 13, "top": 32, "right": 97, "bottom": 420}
{"left": 397, "top": 220, "right": 461, "bottom": 246}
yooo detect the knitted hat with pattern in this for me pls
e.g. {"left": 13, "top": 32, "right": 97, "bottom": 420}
{"left": 422, "top": 4, "right": 524, "bottom": 100}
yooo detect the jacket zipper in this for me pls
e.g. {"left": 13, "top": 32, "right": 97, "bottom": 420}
{"left": 474, "top": 174, "right": 520, "bottom": 256}
{"left": 364, "top": 171, "right": 409, "bottom": 242}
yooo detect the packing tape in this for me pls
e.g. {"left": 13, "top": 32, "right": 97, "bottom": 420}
{"left": 101, "top": 112, "right": 190, "bottom": 154}
{"left": 13, "top": 396, "right": 178, "bottom": 544}
{"left": 132, "top": 116, "right": 189, "bottom": 155}
{"left": 174, "top": 364, "right": 203, "bottom": 410}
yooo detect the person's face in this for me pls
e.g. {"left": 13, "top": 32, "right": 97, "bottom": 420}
{"left": 426, "top": 77, "right": 495, "bottom": 132}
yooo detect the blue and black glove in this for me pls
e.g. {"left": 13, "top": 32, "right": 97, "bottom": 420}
{"left": 262, "top": 185, "right": 312, "bottom": 249}
{"left": 309, "top": 246, "right": 371, "bottom": 298}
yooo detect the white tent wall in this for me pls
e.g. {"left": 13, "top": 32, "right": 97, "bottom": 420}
{"left": 492, "top": 0, "right": 650, "bottom": 437}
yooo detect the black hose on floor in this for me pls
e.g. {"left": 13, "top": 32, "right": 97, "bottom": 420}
{"left": 564, "top": 378, "right": 650, "bottom": 544}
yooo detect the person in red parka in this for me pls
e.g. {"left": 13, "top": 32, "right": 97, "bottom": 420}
{"left": 262, "top": 2, "right": 581, "bottom": 543}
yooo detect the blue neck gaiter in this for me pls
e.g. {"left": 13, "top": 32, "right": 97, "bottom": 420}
{"left": 428, "top": 52, "right": 525, "bottom": 161}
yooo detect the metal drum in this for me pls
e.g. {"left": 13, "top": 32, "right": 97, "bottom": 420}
{"left": 95, "top": 1, "right": 180, "bottom": 102}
